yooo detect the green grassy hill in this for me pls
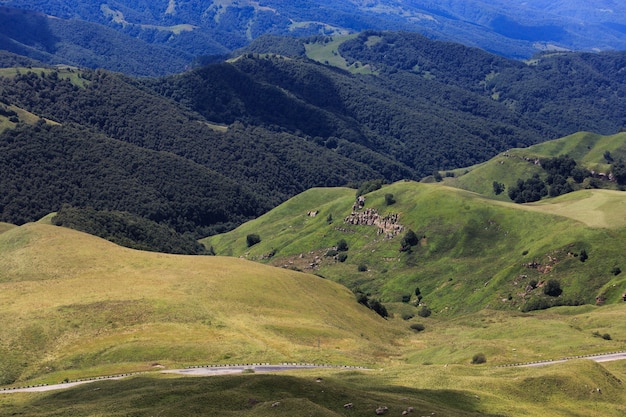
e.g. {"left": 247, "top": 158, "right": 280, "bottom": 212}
{"left": 445, "top": 131, "right": 626, "bottom": 198}
{"left": 0, "top": 223, "right": 398, "bottom": 386}
{"left": 2, "top": 222, "right": 626, "bottom": 416}
{"left": 202, "top": 180, "right": 626, "bottom": 315}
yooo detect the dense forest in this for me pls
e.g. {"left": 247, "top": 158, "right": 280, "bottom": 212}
{"left": 1, "top": 31, "right": 626, "bottom": 245}
{"left": 4, "top": 0, "right": 626, "bottom": 73}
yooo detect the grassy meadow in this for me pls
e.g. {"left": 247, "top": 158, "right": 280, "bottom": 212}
{"left": 2, "top": 132, "right": 626, "bottom": 415}
{"left": 0, "top": 223, "right": 399, "bottom": 387}
{"left": 1, "top": 222, "right": 625, "bottom": 415}
{"left": 202, "top": 180, "right": 626, "bottom": 314}
{"left": 445, "top": 131, "right": 626, "bottom": 197}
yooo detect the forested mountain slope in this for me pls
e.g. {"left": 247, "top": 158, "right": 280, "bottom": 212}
{"left": 2, "top": 0, "right": 625, "bottom": 76}
{"left": 1, "top": 32, "right": 626, "bottom": 243}
{"left": 0, "top": 7, "right": 195, "bottom": 76}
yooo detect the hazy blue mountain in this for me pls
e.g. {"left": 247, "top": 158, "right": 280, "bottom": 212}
{"left": 0, "top": 0, "right": 624, "bottom": 75}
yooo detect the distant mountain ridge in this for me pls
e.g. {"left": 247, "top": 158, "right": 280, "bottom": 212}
{"left": 1, "top": 1, "right": 626, "bottom": 75}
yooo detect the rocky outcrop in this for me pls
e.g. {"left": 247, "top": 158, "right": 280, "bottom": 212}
{"left": 344, "top": 200, "right": 404, "bottom": 238}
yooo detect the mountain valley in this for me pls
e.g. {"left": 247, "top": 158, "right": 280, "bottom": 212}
{"left": 0, "top": 4, "right": 626, "bottom": 415}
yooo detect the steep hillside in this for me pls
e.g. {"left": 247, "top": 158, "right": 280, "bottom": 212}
{"left": 203, "top": 180, "right": 626, "bottom": 314}
{"left": 2, "top": 35, "right": 626, "bottom": 241}
{"left": 0, "top": 223, "right": 396, "bottom": 385}
{"left": 0, "top": 7, "right": 194, "bottom": 76}
{"left": 446, "top": 131, "right": 626, "bottom": 198}
{"left": 3, "top": 0, "right": 626, "bottom": 74}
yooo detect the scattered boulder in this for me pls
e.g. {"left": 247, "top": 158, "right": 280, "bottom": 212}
{"left": 375, "top": 405, "right": 389, "bottom": 415}
{"left": 344, "top": 403, "right": 354, "bottom": 409}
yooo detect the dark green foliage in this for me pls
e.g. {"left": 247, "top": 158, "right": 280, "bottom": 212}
{"left": 356, "top": 179, "right": 384, "bottom": 197}
{"left": 0, "top": 50, "right": 42, "bottom": 68}
{"left": 246, "top": 233, "right": 261, "bottom": 247}
{"left": 354, "top": 290, "right": 387, "bottom": 318}
{"left": 0, "top": 7, "right": 194, "bottom": 76}
{"left": 355, "top": 291, "right": 369, "bottom": 306}
{"left": 492, "top": 181, "right": 505, "bottom": 195}
{"left": 541, "top": 155, "right": 577, "bottom": 178}
{"left": 604, "top": 150, "right": 614, "bottom": 163}
{"left": 410, "top": 323, "right": 425, "bottom": 332}
{"left": 52, "top": 206, "right": 207, "bottom": 255}
{"left": 508, "top": 175, "right": 548, "bottom": 203}
{"left": 337, "top": 239, "right": 349, "bottom": 252}
{"left": 384, "top": 193, "right": 396, "bottom": 205}
{"left": 0, "top": 123, "right": 262, "bottom": 236}
{"left": 593, "top": 331, "right": 612, "bottom": 340}
{"left": 325, "top": 249, "right": 338, "bottom": 257}
{"left": 236, "top": 34, "right": 306, "bottom": 57}
{"left": 471, "top": 353, "right": 486, "bottom": 364}
{"left": 358, "top": 264, "right": 368, "bottom": 272}
{"left": 326, "top": 213, "right": 333, "bottom": 224}
{"left": 417, "top": 306, "right": 432, "bottom": 318}
{"left": 543, "top": 279, "right": 563, "bottom": 297}
{"left": 415, "top": 287, "right": 421, "bottom": 297}
{"left": 611, "top": 266, "right": 621, "bottom": 276}
{"left": 367, "top": 298, "right": 388, "bottom": 318}
{"left": 579, "top": 249, "right": 588, "bottom": 263}
{"left": 400, "top": 229, "right": 420, "bottom": 252}
{"left": 401, "top": 294, "right": 411, "bottom": 303}
{"left": 508, "top": 156, "right": 589, "bottom": 203}
{"left": 612, "top": 159, "right": 626, "bottom": 185}
{"left": 337, "top": 253, "right": 348, "bottom": 263}
{"left": 2, "top": 32, "right": 626, "bottom": 242}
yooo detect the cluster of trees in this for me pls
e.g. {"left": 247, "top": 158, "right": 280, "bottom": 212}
{"left": 0, "top": 7, "right": 193, "bottom": 76}
{"left": 355, "top": 290, "right": 388, "bottom": 318}
{"left": 508, "top": 156, "right": 591, "bottom": 203}
{"left": 3, "top": 33, "right": 626, "bottom": 245}
{"left": 0, "top": 122, "right": 263, "bottom": 237}
{"left": 52, "top": 206, "right": 208, "bottom": 255}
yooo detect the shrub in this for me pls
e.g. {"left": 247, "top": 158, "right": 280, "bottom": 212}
{"left": 611, "top": 266, "right": 621, "bottom": 276}
{"left": 337, "top": 239, "right": 349, "bottom": 252}
{"left": 384, "top": 193, "right": 396, "bottom": 205}
{"left": 593, "top": 331, "right": 612, "bottom": 340}
{"left": 543, "top": 279, "right": 562, "bottom": 297}
{"left": 401, "top": 294, "right": 411, "bottom": 303}
{"left": 325, "top": 249, "right": 338, "bottom": 257}
{"left": 579, "top": 249, "right": 588, "bottom": 262}
{"left": 355, "top": 291, "right": 369, "bottom": 306}
{"left": 471, "top": 353, "right": 487, "bottom": 364}
{"left": 400, "top": 229, "right": 419, "bottom": 251}
{"left": 410, "top": 323, "right": 425, "bottom": 332}
{"left": 246, "top": 233, "right": 261, "bottom": 247}
{"left": 368, "top": 299, "right": 388, "bottom": 318}
{"left": 337, "top": 253, "right": 348, "bottom": 262}
{"left": 358, "top": 264, "right": 368, "bottom": 272}
{"left": 356, "top": 179, "right": 383, "bottom": 197}
{"left": 492, "top": 181, "right": 505, "bottom": 195}
{"left": 417, "top": 306, "right": 432, "bottom": 318}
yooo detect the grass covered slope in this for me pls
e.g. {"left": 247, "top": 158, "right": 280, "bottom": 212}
{"left": 0, "top": 223, "right": 397, "bottom": 386}
{"left": 203, "top": 180, "right": 626, "bottom": 314}
{"left": 446, "top": 131, "right": 626, "bottom": 198}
